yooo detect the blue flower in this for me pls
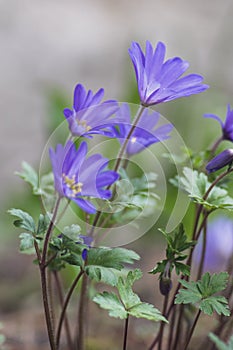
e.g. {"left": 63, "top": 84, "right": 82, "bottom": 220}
{"left": 49, "top": 140, "right": 119, "bottom": 213}
{"left": 206, "top": 149, "right": 233, "bottom": 173}
{"left": 193, "top": 217, "right": 233, "bottom": 273}
{"left": 63, "top": 84, "right": 121, "bottom": 137}
{"left": 128, "top": 41, "right": 209, "bottom": 106}
{"left": 115, "top": 103, "right": 173, "bottom": 155}
{"left": 204, "top": 104, "right": 233, "bottom": 142}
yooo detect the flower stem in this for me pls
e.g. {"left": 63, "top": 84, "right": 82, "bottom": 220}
{"left": 123, "top": 316, "right": 129, "bottom": 350}
{"left": 39, "top": 197, "right": 61, "bottom": 350}
{"left": 76, "top": 273, "right": 88, "bottom": 350}
{"left": 113, "top": 104, "right": 145, "bottom": 173}
{"left": 53, "top": 271, "right": 73, "bottom": 350}
{"left": 56, "top": 270, "right": 84, "bottom": 349}
{"left": 148, "top": 293, "right": 169, "bottom": 350}
{"left": 183, "top": 309, "right": 201, "bottom": 350}
{"left": 89, "top": 104, "right": 146, "bottom": 238}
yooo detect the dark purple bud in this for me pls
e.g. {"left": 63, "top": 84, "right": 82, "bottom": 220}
{"left": 82, "top": 248, "right": 88, "bottom": 261}
{"left": 159, "top": 276, "right": 172, "bottom": 296}
{"left": 206, "top": 149, "right": 233, "bottom": 173}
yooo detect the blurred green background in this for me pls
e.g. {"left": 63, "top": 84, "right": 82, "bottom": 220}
{"left": 1, "top": 0, "right": 233, "bottom": 348}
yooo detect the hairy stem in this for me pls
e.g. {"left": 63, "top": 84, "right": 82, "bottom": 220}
{"left": 53, "top": 271, "right": 73, "bottom": 350}
{"left": 39, "top": 197, "right": 61, "bottom": 350}
{"left": 76, "top": 273, "right": 89, "bottom": 350}
{"left": 56, "top": 270, "right": 84, "bottom": 348}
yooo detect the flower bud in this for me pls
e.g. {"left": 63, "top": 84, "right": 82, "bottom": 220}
{"left": 206, "top": 149, "right": 233, "bottom": 173}
{"left": 159, "top": 276, "right": 173, "bottom": 296}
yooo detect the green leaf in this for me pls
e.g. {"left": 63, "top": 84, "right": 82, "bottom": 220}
{"left": 35, "top": 172, "right": 56, "bottom": 209}
{"left": 63, "top": 224, "right": 82, "bottom": 240}
{"left": 85, "top": 247, "right": 140, "bottom": 286}
{"left": 85, "top": 266, "right": 119, "bottom": 286}
{"left": 93, "top": 292, "right": 127, "bottom": 319}
{"left": 93, "top": 269, "right": 167, "bottom": 323}
{"left": 15, "top": 161, "right": 38, "bottom": 191}
{"left": 19, "top": 233, "right": 35, "bottom": 253}
{"left": 209, "top": 333, "right": 233, "bottom": 350}
{"left": 150, "top": 224, "right": 195, "bottom": 279}
{"left": 117, "top": 269, "right": 142, "bottom": 308}
{"left": 175, "top": 272, "right": 230, "bottom": 316}
{"left": 8, "top": 208, "right": 36, "bottom": 232}
{"left": 37, "top": 213, "right": 51, "bottom": 235}
{"left": 128, "top": 302, "right": 167, "bottom": 322}
{"left": 170, "top": 167, "right": 233, "bottom": 210}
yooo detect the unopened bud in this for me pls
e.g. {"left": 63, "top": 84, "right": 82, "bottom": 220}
{"left": 206, "top": 149, "right": 233, "bottom": 173}
{"left": 159, "top": 276, "right": 172, "bottom": 296}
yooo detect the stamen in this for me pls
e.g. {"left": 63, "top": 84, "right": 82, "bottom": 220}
{"left": 63, "top": 174, "right": 83, "bottom": 196}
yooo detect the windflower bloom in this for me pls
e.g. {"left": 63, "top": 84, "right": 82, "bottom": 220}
{"left": 204, "top": 104, "right": 233, "bottom": 142}
{"left": 193, "top": 217, "right": 233, "bottom": 273}
{"left": 63, "top": 84, "right": 121, "bottom": 137}
{"left": 115, "top": 103, "right": 173, "bottom": 155}
{"left": 206, "top": 149, "right": 233, "bottom": 173}
{"left": 49, "top": 140, "right": 119, "bottom": 213}
{"left": 128, "top": 41, "right": 209, "bottom": 106}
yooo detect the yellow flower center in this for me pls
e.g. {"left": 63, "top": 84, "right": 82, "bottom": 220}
{"left": 63, "top": 174, "right": 83, "bottom": 197}
{"left": 78, "top": 120, "right": 91, "bottom": 132}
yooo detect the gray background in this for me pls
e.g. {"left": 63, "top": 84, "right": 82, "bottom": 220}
{"left": 1, "top": 0, "right": 233, "bottom": 206}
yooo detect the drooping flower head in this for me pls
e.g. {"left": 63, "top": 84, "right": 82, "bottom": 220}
{"left": 128, "top": 41, "right": 209, "bottom": 106}
{"left": 204, "top": 104, "right": 233, "bottom": 142}
{"left": 63, "top": 84, "right": 122, "bottom": 137}
{"left": 206, "top": 149, "right": 233, "bottom": 173}
{"left": 193, "top": 217, "right": 233, "bottom": 273}
{"left": 115, "top": 103, "right": 173, "bottom": 155}
{"left": 49, "top": 140, "right": 119, "bottom": 213}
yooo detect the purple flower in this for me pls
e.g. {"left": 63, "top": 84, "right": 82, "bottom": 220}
{"left": 63, "top": 84, "right": 121, "bottom": 137}
{"left": 193, "top": 217, "right": 233, "bottom": 273}
{"left": 115, "top": 103, "right": 173, "bottom": 155}
{"left": 206, "top": 149, "right": 233, "bottom": 173}
{"left": 128, "top": 41, "right": 209, "bottom": 106}
{"left": 204, "top": 104, "right": 233, "bottom": 142}
{"left": 49, "top": 140, "right": 119, "bottom": 213}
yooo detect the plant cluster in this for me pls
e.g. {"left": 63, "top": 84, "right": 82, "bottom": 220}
{"left": 8, "top": 40, "right": 233, "bottom": 349}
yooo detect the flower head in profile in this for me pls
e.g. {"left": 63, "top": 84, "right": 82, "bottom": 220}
{"left": 63, "top": 84, "right": 121, "bottom": 137}
{"left": 204, "top": 104, "right": 233, "bottom": 142}
{"left": 193, "top": 217, "right": 233, "bottom": 273}
{"left": 206, "top": 149, "right": 233, "bottom": 173}
{"left": 115, "top": 103, "right": 173, "bottom": 155}
{"left": 128, "top": 41, "right": 209, "bottom": 106}
{"left": 49, "top": 140, "right": 119, "bottom": 213}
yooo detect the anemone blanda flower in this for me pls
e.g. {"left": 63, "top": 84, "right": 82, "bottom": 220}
{"left": 63, "top": 84, "right": 121, "bottom": 137}
{"left": 193, "top": 217, "right": 233, "bottom": 273}
{"left": 128, "top": 41, "right": 209, "bottom": 106}
{"left": 115, "top": 103, "right": 173, "bottom": 155}
{"left": 49, "top": 140, "right": 119, "bottom": 213}
{"left": 204, "top": 104, "right": 233, "bottom": 142}
{"left": 206, "top": 149, "right": 233, "bottom": 173}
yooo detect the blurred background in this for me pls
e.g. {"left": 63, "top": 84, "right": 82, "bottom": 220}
{"left": 1, "top": 0, "right": 233, "bottom": 348}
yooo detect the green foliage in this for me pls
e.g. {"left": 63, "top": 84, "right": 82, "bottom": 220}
{"left": 15, "top": 162, "right": 56, "bottom": 209}
{"left": 85, "top": 247, "right": 140, "bottom": 286}
{"left": 105, "top": 171, "right": 159, "bottom": 224}
{"left": 15, "top": 161, "right": 38, "bottom": 189}
{"left": 175, "top": 272, "right": 230, "bottom": 316}
{"left": 63, "top": 224, "right": 82, "bottom": 240}
{"left": 170, "top": 167, "right": 233, "bottom": 210}
{"left": 8, "top": 209, "right": 51, "bottom": 254}
{"left": 209, "top": 333, "right": 233, "bottom": 350}
{"left": 150, "top": 224, "right": 195, "bottom": 278}
{"left": 19, "top": 233, "right": 35, "bottom": 253}
{"left": 93, "top": 269, "right": 167, "bottom": 322}
{"left": 8, "top": 208, "right": 36, "bottom": 232}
